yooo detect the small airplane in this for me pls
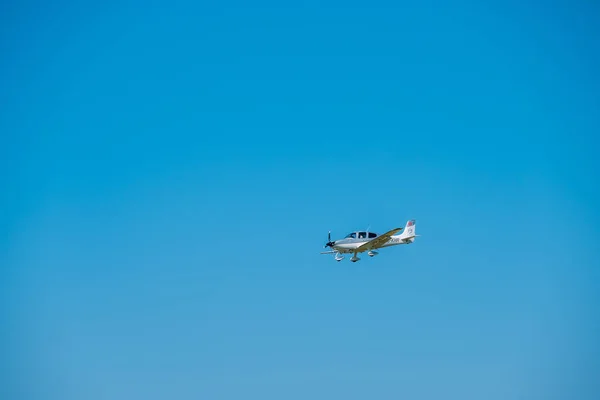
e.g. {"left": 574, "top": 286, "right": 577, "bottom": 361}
{"left": 321, "top": 219, "right": 418, "bottom": 262}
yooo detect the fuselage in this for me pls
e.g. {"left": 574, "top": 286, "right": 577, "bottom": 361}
{"left": 330, "top": 233, "right": 413, "bottom": 253}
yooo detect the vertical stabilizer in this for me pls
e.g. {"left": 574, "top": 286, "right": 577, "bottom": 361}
{"left": 399, "top": 219, "right": 416, "bottom": 239}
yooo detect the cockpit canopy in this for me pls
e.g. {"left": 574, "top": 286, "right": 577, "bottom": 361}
{"left": 345, "top": 231, "right": 377, "bottom": 239}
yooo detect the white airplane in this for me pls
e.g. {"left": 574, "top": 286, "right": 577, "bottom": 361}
{"left": 321, "top": 219, "right": 418, "bottom": 262}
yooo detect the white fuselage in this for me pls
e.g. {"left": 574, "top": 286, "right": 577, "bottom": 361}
{"left": 332, "top": 235, "right": 414, "bottom": 254}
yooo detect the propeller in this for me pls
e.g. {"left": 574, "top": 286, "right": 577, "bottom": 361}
{"left": 324, "top": 231, "right": 336, "bottom": 248}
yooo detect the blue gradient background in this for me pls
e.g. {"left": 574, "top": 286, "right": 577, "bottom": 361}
{"left": 2, "top": 1, "right": 599, "bottom": 399}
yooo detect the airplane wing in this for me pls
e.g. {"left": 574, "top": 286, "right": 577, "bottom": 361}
{"left": 355, "top": 227, "right": 403, "bottom": 252}
{"left": 320, "top": 250, "right": 337, "bottom": 254}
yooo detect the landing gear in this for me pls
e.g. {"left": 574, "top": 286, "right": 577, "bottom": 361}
{"left": 334, "top": 252, "right": 344, "bottom": 262}
{"left": 350, "top": 252, "right": 360, "bottom": 262}
{"left": 367, "top": 250, "right": 378, "bottom": 257}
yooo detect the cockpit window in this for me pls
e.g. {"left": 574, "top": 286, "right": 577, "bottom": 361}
{"left": 358, "top": 232, "right": 367, "bottom": 239}
{"left": 368, "top": 232, "right": 377, "bottom": 238}
{"left": 345, "top": 232, "right": 356, "bottom": 239}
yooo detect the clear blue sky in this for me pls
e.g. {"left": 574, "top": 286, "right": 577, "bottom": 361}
{"left": 2, "top": 1, "right": 599, "bottom": 399}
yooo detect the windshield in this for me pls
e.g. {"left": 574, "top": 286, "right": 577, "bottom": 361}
{"left": 344, "top": 232, "right": 356, "bottom": 239}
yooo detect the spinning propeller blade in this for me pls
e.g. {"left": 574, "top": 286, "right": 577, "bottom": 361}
{"left": 324, "top": 231, "right": 335, "bottom": 248}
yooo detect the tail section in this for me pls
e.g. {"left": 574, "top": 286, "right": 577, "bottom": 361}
{"left": 399, "top": 219, "right": 416, "bottom": 240}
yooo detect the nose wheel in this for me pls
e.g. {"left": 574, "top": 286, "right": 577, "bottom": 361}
{"left": 334, "top": 252, "right": 344, "bottom": 262}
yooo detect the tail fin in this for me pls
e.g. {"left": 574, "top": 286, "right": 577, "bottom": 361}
{"left": 399, "top": 219, "right": 416, "bottom": 239}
